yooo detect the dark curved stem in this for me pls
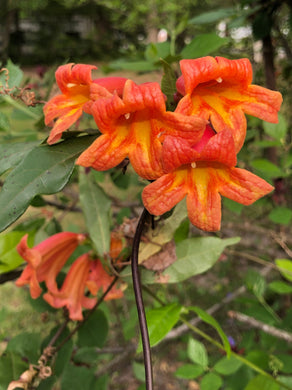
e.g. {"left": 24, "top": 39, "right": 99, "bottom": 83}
{"left": 131, "top": 208, "right": 153, "bottom": 389}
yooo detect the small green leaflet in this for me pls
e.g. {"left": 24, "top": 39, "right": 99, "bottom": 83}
{"left": 137, "top": 303, "right": 182, "bottom": 352}
{"left": 187, "top": 306, "right": 231, "bottom": 357}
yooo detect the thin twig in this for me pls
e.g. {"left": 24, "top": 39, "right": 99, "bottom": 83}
{"left": 163, "top": 265, "right": 272, "bottom": 343}
{"left": 55, "top": 276, "right": 119, "bottom": 352}
{"left": 131, "top": 207, "right": 153, "bottom": 390}
{"left": 95, "top": 344, "right": 136, "bottom": 377}
{"left": 228, "top": 310, "right": 292, "bottom": 343}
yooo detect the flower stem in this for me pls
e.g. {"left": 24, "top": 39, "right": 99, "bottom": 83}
{"left": 131, "top": 207, "right": 153, "bottom": 390}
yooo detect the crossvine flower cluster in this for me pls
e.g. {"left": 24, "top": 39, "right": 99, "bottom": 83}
{"left": 44, "top": 56, "right": 282, "bottom": 231}
{"left": 15, "top": 56, "right": 282, "bottom": 321}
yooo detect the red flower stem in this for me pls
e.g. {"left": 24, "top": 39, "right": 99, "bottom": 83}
{"left": 131, "top": 207, "right": 153, "bottom": 389}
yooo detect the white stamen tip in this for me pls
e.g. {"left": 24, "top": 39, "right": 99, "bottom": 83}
{"left": 124, "top": 113, "right": 130, "bottom": 120}
{"left": 67, "top": 83, "right": 76, "bottom": 88}
{"left": 191, "top": 162, "right": 197, "bottom": 168}
{"left": 216, "top": 77, "right": 223, "bottom": 83}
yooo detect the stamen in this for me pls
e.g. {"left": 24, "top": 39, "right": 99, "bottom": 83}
{"left": 67, "top": 83, "right": 77, "bottom": 88}
{"left": 124, "top": 113, "right": 130, "bottom": 120}
{"left": 191, "top": 162, "right": 197, "bottom": 168}
{"left": 216, "top": 77, "right": 223, "bottom": 83}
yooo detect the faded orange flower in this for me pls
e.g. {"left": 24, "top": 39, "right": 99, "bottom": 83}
{"left": 16, "top": 232, "right": 86, "bottom": 298}
{"left": 43, "top": 253, "right": 97, "bottom": 321}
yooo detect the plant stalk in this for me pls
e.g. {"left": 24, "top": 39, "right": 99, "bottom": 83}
{"left": 131, "top": 207, "right": 153, "bottom": 389}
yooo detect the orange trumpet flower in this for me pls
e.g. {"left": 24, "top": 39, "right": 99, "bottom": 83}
{"left": 16, "top": 232, "right": 86, "bottom": 299}
{"left": 43, "top": 253, "right": 97, "bottom": 321}
{"left": 44, "top": 63, "right": 127, "bottom": 144}
{"left": 76, "top": 80, "right": 206, "bottom": 180}
{"left": 143, "top": 126, "right": 274, "bottom": 231}
{"left": 176, "top": 56, "right": 282, "bottom": 151}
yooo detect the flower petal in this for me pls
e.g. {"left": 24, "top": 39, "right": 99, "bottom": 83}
{"left": 76, "top": 133, "right": 129, "bottom": 171}
{"left": 142, "top": 169, "right": 188, "bottom": 216}
{"left": 217, "top": 167, "right": 274, "bottom": 205}
{"left": 44, "top": 253, "right": 96, "bottom": 321}
{"left": 162, "top": 127, "right": 237, "bottom": 172}
{"left": 186, "top": 167, "right": 222, "bottom": 231}
{"left": 176, "top": 56, "right": 282, "bottom": 152}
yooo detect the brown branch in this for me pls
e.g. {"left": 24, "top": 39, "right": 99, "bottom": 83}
{"left": 161, "top": 265, "right": 272, "bottom": 343}
{"left": 95, "top": 344, "right": 136, "bottom": 377}
{"left": 228, "top": 311, "right": 292, "bottom": 343}
{"left": 0, "top": 270, "right": 22, "bottom": 284}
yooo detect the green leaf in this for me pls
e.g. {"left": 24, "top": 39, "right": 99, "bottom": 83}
{"left": 269, "top": 281, "right": 292, "bottom": 294}
{"left": 245, "top": 269, "right": 266, "bottom": 299}
{"left": 275, "top": 259, "right": 292, "bottom": 282}
{"left": 144, "top": 42, "right": 171, "bottom": 63}
{"left": 160, "top": 59, "right": 177, "bottom": 110}
{"left": 133, "top": 361, "right": 146, "bottom": 382}
{"left": 214, "top": 355, "right": 243, "bottom": 375}
{"left": 0, "top": 351, "right": 27, "bottom": 389}
{"left": 37, "top": 376, "right": 57, "bottom": 390}
{"left": 79, "top": 170, "right": 111, "bottom": 256}
{"left": 223, "top": 198, "right": 244, "bottom": 215}
{"left": 175, "top": 363, "right": 204, "bottom": 379}
{"left": 0, "top": 59, "right": 23, "bottom": 88}
{"left": 188, "top": 8, "right": 235, "bottom": 24}
{"left": 0, "top": 112, "right": 10, "bottom": 131}
{"left": 278, "top": 376, "right": 292, "bottom": 389}
{"left": 137, "top": 303, "right": 181, "bottom": 352}
{"left": 269, "top": 207, "right": 292, "bottom": 225}
{"left": 187, "top": 306, "right": 231, "bottom": 357}
{"left": 0, "top": 135, "right": 97, "bottom": 233}
{"left": 187, "top": 337, "right": 208, "bottom": 369}
{"left": 174, "top": 219, "right": 189, "bottom": 244}
{"left": 0, "top": 141, "right": 39, "bottom": 175}
{"left": 0, "top": 231, "right": 33, "bottom": 273}
{"left": 275, "top": 354, "right": 292, "bottom": 374}
{"left": 161, "top": 236, "right": 240, "bottom": 283}
{"left": 73, "top": 347, "right": 99, "bottom": 365}
{"left": 244, "top": 374, "right": 280, "bottom": 390}
{"left": 181, "top": 34, "right": 229, "bottom": 59}
{"left": 107, "top": 59, "right": 157, "bottom": 72}
{"left": 263, "top": 114, "right": 288, "bottom": 142}
{"left": 77, "top": 310, "right": 108, "bottom": 348}
{"left": 6, "top": 332, "right": 41, "bottom": 363}
{"left": 250, "top": 159, "right": 282, "bottom": 179}
{"left": 200, "top": 372, "right": 223, "bottom": 390}
{"left": 61, "top": 364, "right": 96, "bottom": 390}
{"left": 245, "top": 350, "right": 270, "bottom": 371}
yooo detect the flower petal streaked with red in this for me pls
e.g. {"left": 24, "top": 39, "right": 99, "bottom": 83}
{"left": 176, "top": 56, "right": 282, "bottom": 151}
{"left": 76, "top": 80, "right": 206, "bottom": 180}
{"left": 16, "top": 232, "right": 86, "bottom": 298}
{"left": 143, "top": 125, "right": 273, "bottom": 231}
{"left": 143, "top": 164, "right": 274, "bottom": 231}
